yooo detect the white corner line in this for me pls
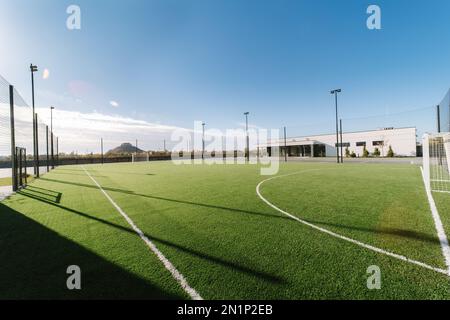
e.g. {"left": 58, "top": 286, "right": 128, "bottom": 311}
{"left": 420, "top": 166, "right": 450, "bottom": 275}
{"left": 82, "top": 166, "right": 203, "bottom": 300}
{"left": 256, "top": 169, "right": 449, "bottom": 277}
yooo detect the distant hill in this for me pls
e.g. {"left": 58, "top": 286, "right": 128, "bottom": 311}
{"left": 106, "top": 143, "right": 144, "bottom": 155}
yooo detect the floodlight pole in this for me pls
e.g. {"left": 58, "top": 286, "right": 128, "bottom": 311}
{"left": 340, "top": 119, "right": 344, "bottom": 163}
{"left": 437, "top": 105, "right": 441, "bottom": 133}
{"left": 56, "top": 137, "right": 59, "bottom": 166}
{"left": 46, "top": 125, "right": 49, "bottom": 172}
{"left": 136, "top": 139, "right": 138, "bottom": 153}
{"left": 284, "top": 126, "right": 287, "bottom": 163}
{"left": 9, "top": 85, "right": 17, "bottom": 191}
{"left": 202, "top": 122, "right": 205, "bottom": 160}
{"left": 50, "top": 106, "right": 55, "bottom": 169}
{"left": 35, "top": 113, "right": 39, "bottom": 177}
{"left": 101, "top": 138, "right": 104, "bottom": 164}
{"left": 331, "top": 89, "right": 341, "bottom": 164}
{"left": 244, "top": 112, "right": 249, "bottom": 162}
{"left": 30, "top": 64, "right": 38, "bottom": 175}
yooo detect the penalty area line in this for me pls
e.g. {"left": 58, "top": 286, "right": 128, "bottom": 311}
{"left": 256, "top": 170, "right": 449, "bottom": 277}
{"left": 82, "top": 166, "right": 203, "bottom": 300}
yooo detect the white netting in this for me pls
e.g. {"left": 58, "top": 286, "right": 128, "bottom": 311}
{"left": 423, "top": 133, "right": 450, "bottom": 194}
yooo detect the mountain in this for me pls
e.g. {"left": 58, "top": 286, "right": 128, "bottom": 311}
{"left": 106, "top": 143, "right": 144, "bottom": 155}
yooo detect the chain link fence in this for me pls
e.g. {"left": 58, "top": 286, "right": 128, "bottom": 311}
{"left": 0, "top": 74, "right": 59, "bottom": 192}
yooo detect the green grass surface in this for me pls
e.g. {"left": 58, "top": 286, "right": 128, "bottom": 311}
{"left": 0, "top": 175, "right": 33, "bottom": 187}
{"left": 0, "top": 177, "right": 11, "bottom": 186}
{"left": 1, "top": 161, "right": 450, "bottom": 299}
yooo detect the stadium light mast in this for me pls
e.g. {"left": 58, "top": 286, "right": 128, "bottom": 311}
{"left": 202, "top": 122, "right": 206, "bottom": 160}
{"left": 30, "top": 64, "right": 38, "bottom": 175}
{"left": 50, "top": 106, "right": 55, "bottom": 169}
{"left": 437, "top": 105, "right": 441, "bottom": 133}
{"left": 330, "top": 89, "right": 342, "bottom": 164}
{"left": 244, "top": 112, "right": 249, "bottom": 161}
{"left": 340, "top": 119, "right": 344, "bottom": 163}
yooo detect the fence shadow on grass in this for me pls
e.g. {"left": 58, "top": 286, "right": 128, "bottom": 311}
{"left": 0, "top": 201, "right": 185, "bottom": 300}
{"left": 40, "top": 177, "right": 290, "bottom": 222}
{"left": 17, "top": 189, "right": 285, "bottom": 285}
{"left": 38, "top": 178, "right": 438, "bottom": 250}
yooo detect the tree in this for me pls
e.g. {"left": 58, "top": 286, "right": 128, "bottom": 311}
{"left": 387, "top": 145, "right": 394, "bottom": 158}
{"left": 373, "top": 147, "right": 381, "bottom": 157}
{"left": 345, "top": 147, "right": 350, "bottom": 158}
{"left": 362, "top": 146, "right": 369, "bottom": 158}
{"left": 351, "top": 151, "right": 357, "bottom": 158}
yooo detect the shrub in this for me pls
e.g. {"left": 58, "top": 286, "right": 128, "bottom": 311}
{"left": 373, "top": 148, "right": 381, "bottom": 157}
{"left": 362, "top": 146, "right": 369, "bottom": 158}
{"left": 350, "top": 151, "right": 357, "bottom": 158}
{"left": 345, "top": 147, "right": 350, "bottom": 158}
{"left": 387, "top": 146, "right": 394, "bottom": 158}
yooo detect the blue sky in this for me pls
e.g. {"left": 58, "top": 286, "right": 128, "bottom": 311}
{"left": 1, "top": 0, "right": 450, "bottom": 151}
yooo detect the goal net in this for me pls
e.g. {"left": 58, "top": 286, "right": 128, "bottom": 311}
{"left": 423, "top": 133, "right": 450, "bottom": 193}
{"left": 132, "top": 152, "right": 149, "bottom": 163}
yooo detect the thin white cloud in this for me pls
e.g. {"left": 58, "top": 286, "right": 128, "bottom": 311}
{"left": 32, "top": 107, "right": 190, "bottom": 153}
{"left": 110, "top": 100, "right": 119, "bottom": 108}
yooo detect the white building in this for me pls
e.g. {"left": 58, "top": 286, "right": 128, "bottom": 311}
{"left": 266, "top": 127, "right": 417, "bottom": 158}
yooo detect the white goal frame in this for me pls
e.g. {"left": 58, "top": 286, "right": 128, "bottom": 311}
{"left": 132, "top": 152, "right": 150, "bottom": 163}
{"left": 423, "top": 133, "right": 450, "bottom": 194}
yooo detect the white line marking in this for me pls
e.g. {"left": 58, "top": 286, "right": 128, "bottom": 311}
{"left": 82, "top": 166, "right": 203, "bottom": 300}
{"left": 421, "top": 166, "right": 450, "bottom": 275}
{"left": 256, "top": 169, "right": 449, "bottom": 276}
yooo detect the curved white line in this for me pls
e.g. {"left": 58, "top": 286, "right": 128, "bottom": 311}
{"left": 256, "top": 169, "right": 449, "bottom": 276}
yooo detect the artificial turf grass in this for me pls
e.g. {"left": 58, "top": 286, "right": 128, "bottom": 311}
{"left": 0, "top": 167, "right": 188, "bottom": 299}
{"left": 260, "top": 165, "right": 446, "bottom": 269}
{"left": 1, "top": 161, "right": 450, "bottom": 299}
{"left": 0, "top": 177, "right": 11, "bottom": 186}
{"left": 435, "top": 192, "right": 450, "bottom": 250}
{"left": 83, "top": 161, "right": 450, "bottom": 299}
{"left": 0, "top": 175, "right": 34, "bottom": 187}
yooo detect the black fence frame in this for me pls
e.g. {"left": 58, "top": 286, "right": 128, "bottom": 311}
{"left": 9, "top": 84, "right": 58, "bottom": 191}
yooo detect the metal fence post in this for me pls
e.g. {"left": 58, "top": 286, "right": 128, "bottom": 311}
{"left": 18, "top": 148, "right": 22, "bottom": 187}
{"left": 9, "top": 85, "right": 17, "bottom": 191}
{"left": 46, "top": 125, "right": 49, "bottom": 172}
{"left": 56, "top": 136, "right": 59, "bottom": 166}
{"left": 340, "top": 119, "right": 344, "bottom": 163}
{"left": 51, "top": 131, "right": 54, "bottom": 169}
{"left": 284, "top": 126, "right": 287, "bottom": 162}
{"left": 35, "top": 113, "right": 39, "bottom": 177}
{"left": 24, "top": 148, "right": 27, "bottom": 184}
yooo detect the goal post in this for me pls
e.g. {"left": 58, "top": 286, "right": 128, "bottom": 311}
{"left": 423, "top": 133, "right": 450, "bottom": 194}
{"left": 132, "top": 152, "right": 150, "bottom": 163}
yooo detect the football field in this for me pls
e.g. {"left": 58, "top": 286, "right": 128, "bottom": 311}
{"left": 1, "top": 161, "right": 449, "bottom": 299}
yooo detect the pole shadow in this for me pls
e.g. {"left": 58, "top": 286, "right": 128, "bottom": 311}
{"left": 17, "top": 189, "right": 285, "bottom": 285}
